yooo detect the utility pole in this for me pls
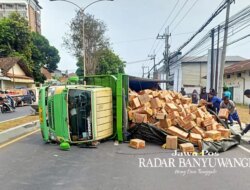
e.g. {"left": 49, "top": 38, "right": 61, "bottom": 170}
{"left": 210, "top": 28, "right": 215, "bottom": 90}
{"left": 218, "top": 0, "right": 231, "bottom": 97}
{"left": 142, "top": 66, "right": 149, "bottom": 78}
{"left": 148, "top": 54, "right": 156, "bottom": 79}
{"left": 215, "top": 25, "right": 220, "bottom": 93}
{"left": 157, "top": 26, "right": 171, "bottom": 89}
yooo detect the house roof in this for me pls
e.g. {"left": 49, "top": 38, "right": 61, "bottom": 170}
{"left": 41, "top": 67, "right": 52, "bottom": 80}
{"left": 181, "top": 55, "right": 246, "bottom": 63}
{"left": 224, "top": 60, "right": 250, "bottom": 74}
{"left": 0, "top": 57, "right": 32, "bottom": 77}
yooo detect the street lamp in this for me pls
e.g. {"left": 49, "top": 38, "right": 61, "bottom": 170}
{"left": 50, "top": 0, "right": 114, "bottom": 77}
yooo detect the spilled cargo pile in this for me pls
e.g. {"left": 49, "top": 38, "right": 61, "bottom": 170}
{"left": 128, "top": 89, "right": 236, "bottom": 153}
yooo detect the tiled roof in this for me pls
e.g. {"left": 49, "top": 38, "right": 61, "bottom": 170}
{"left": 225, "top": 60, "right": 250, "bottom": 74}
{"left": 0, "top": 57, "right": 32, "bottom": 77}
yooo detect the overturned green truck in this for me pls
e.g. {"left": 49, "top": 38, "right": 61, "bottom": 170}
{"left": 39, "top": 74, "right": 240, "bottom": 152}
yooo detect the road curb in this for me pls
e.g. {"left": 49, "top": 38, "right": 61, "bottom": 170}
{"left": 0, "top": 120, "right": 39, "bottom": 144}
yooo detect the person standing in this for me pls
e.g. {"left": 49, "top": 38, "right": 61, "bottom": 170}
{"left": 191, "top": 89, "right": 199, "bottom": 104}
{"left": 223, "top": 87, "right": 232, "bottom": 99}
{"left": 220, "top": 96, "right": 242, "bottom": 129}
{"left": 200, "top": 87, "right": 208, "bottom": 101}
{"left": 180, "top": 87, "right": 186, "bottom": 96}
{"left": 241, "top": 89, "right": 250, "bottom": 138}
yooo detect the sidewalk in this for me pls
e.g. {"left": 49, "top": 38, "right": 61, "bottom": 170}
{"left": 0, "top": 116, "right": 39, "bottom": 144}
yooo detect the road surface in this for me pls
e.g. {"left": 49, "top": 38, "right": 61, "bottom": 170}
{"left": 0, "top": 106, "right": 32, "bottom": 122}
{"left": 0, "top": 132, "right": 250, "bottom": 190}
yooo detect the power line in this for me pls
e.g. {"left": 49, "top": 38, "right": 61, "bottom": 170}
{"left": 125, "top": 59, "right": 151, "bottom": 64}
{"left": 171, "top": 0, "right": 199, "bottom": 33}
{"left": 148, "top": 0, "right": 180, "bottom": 56}
{"left": 170, "top": 0, "right": 234, "bottom": 59}
{"left": 168, "top": 0, "right": 190, "bottom": 27}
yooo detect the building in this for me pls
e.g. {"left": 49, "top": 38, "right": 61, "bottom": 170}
{"left": 0, "top": 0, "right": 42, "bottom": 33}
{"left": 157, "top": 55, "right": 246, "bottom": 94}
{"left": 51, "top": 69, "right": 62, "bottom": 79}
{"left": 0, "top": 57, "right": 34, "bottom": 89}
{"left": 224, "top": 60, "right": 250, "bottom": 105}
{"left": 40, "top": 66, "right": 53, "bottom": 82}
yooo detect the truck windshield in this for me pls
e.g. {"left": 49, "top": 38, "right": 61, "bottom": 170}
{"left": 68, "top": 89, "right": 92, "bottom": 141}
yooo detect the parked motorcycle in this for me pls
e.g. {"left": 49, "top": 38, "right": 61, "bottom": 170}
{"left": 0, "top": 96, "right": 15, "bottom": 113}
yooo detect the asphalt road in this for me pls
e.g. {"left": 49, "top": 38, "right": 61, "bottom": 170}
{"left": 0, "top": 106, "right": 32, "bottom": 122}
{"left": 0, "top": 132, "right": 250, "bottom": 190}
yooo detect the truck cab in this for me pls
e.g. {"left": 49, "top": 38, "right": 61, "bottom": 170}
{"left": 39, "top": 85, "right": 113, "bottom": 144}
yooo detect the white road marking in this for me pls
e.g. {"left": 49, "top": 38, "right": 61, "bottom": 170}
{"left": 238, "top": 145, "right": 250, "bottom": 154}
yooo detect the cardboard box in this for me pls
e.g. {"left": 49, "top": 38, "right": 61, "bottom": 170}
{"left": 167, "top": 126, "right": 189, "bottom": 139}
{"left": 128, "top": 110, "right": 134, "bottom": 120}
{"left": 202, "top": 117, "right": 213, "bottom": 127}
{"left": 166, "top": 136, "right": 178, "bottom": 150}
{"left": 197, "top": 140, "right": 203, "bottom": 152}
{"left": 189, "top": 133, "right": 202, "bottom": 144}
{"left": 203, "top": 137, "right": 214, "bottom": 142}
{"left": 183, "top": 121, "right": 196, "bottom": 131}
{"left": 129, "top": 139, "right": 145, "bottom": 149}
{"left": 133, "top": 113, "right": 147, "bottom": 123}
{"left": 218, "top": 129, "right": 231, "bottom": 138}
{"left": 138, "top": 94, "right": 151, "bottom": 105}
{"left": 156, "top": 112, "right": 166, "bottom": 120}
{"left": 181, "top": 98, "right": 192, "bottom": 104}
{"left": 205, "top": 130, "right": 221, "bottom": 141}
{"left": 191, "top": 126, "right": 205, "bottom": 137}
{"left": 130, "top": 97, "right": 141, "bottom": 109}
{"left": 160, "top": 118, "right": 172, "bottom": 129}
{"left": 150, "top": 98, "right": 162, "bottom": 109}
{"left": 218, "top": 109, "right": 229, "bottom": 120}
{"left": 179, "top": 143, "right": 195, "bottom": 153}
{"left": 165, "top": 103, "right": 178, "bottom": 112}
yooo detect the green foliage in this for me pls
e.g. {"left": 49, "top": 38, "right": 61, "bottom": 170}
{"left": 0, "top": 13, "right": 60, "bottom": 83}
{"left": 31, "top": 32, "right": 60, "bottom": 72}
{"left": 95, "top": 49, "right": 125, "bottom": 75}
{"left": 0, "top": 12, "right": 32, "bottom": 61}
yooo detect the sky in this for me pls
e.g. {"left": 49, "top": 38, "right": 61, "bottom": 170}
{"left": 40, "top": 0, "right": 250, "bottom": 76}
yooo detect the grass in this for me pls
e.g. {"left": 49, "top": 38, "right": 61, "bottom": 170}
{"left": 236, "top": 104, "right": 249, "bottom": 124}
{"left": 0, "top": 115, "right": 39, "bottom": 132}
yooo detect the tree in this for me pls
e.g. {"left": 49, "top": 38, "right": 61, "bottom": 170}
{"left": 0, "top": 12, "right": 32, "bottom": 67}
{"left": 0, "top": 13, "right": 60, "bottom": 83}
{"left": 31, "top": 32, "right": 60, "bottom": 72}
{"left": 64, "top": 12, "right": 114, "bottom": 75}
{"left": 95, "top": 49, "right": 125, "bottom": 75}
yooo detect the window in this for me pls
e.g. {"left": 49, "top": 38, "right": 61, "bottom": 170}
{"left": 227, "top": 74, "right": 231, "bottom": 79}
{"left": 5, "top": 4, "right": 14, "bottom": 9}
{"left": 237, "top": 73, "right": 241, "bottom": 78}
{"left": 17, "top": 4, "right": 26, "bottom": 10}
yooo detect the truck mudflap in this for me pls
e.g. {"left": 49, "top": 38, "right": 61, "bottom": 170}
{"left": 39, "top": 86, "right": 49, "bottom": 142}
{"left": 128, "top": 123, "right": 239, "bottom": 153}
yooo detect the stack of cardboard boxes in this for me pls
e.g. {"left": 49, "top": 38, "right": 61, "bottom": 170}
{"left": 128, "top": 89, "right": 231, "bottom": 152}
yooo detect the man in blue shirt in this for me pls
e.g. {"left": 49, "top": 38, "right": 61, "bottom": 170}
{"left": 207, "top": 92, "right": 222, "bottom": 114}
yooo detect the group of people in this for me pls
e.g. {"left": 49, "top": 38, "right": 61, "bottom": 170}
{"left": 180, "top": 87, "right": 250, "bottom": 139}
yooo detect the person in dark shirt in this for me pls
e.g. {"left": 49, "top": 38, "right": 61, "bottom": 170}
{"left": 241, "top": 89, "right": 250, "bottom": 138}
{"left": 200, "top": 87, "right": 208, "bottom": 101}
{"left": 180, "top": 87, "right": 186, "bottom": 96}
{"left": 191, "top": 89, "right": 199, "bottom": 104}
{"left": 206, "top": 92, "right": 222, "bottom": 114}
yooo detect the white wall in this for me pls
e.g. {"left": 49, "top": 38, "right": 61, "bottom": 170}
{"left": 224, "top": 71, "right": 250, "bottom": 105}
